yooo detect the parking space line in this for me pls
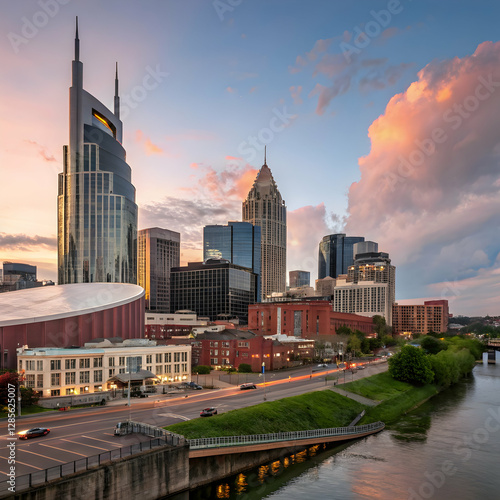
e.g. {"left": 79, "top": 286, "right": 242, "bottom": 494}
{"left": 82, "top": 436, "right": 122, "bottom": 446}
{"left": 19, "top": 448, "right": 67, "bottom": 463}
{"left": 38, "top": 443, "right": 88, "bottom": 457}
{"left": 0, "top": 454, "right": 43, "bottom": 471}
{"left": 61, "top": 439, "right": 109, "bottom": 452}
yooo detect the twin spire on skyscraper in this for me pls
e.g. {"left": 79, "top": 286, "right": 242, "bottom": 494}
{"left": 74, "top": 17, "right": 120, "bottom": 119}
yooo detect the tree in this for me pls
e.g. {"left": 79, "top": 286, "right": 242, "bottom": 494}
{"left": 388, "top": 345, "right": 434, "bottom": 385}
{"left": 238, "top": 363, "right": 252, "bottom": 373}
{"left": 420, "top": 336, "right": 448, "bottom": 355}
{"left": 336, "top": 325, "right": 353, "bottom": 336}
{"left": 347, "top": 334, "right": 361, "bottom": 358}
{"left": 373, "top": 315, "right": 387, "bottom": 339}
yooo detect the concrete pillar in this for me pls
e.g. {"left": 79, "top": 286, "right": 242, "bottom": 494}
{"left": 496, "top": 351, "right": 500, "bottom": 364}
{"left": 483, "top": 352, "right": 489, "bottom": 365}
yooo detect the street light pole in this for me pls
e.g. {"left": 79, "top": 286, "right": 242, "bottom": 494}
{"left": 262, "top": 362, "right": 266, "bottom": 401}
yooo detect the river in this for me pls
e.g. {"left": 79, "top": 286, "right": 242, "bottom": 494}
{"left": 188, "top": 362, "right": 500, "bottom": 500}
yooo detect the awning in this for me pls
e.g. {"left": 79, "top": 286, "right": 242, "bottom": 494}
{"left": 107, "top": 369, "right": 158, "bottom": 383}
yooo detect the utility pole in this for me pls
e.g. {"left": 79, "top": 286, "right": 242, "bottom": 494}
{"left": 262, "top": 362, "right": 266, "bottom": 401}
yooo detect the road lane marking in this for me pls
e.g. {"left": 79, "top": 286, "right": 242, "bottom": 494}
{"left": 38, "top": 443, "right": 88, "bottom": 457}
{"left": 61, "top": 439, "right": 110, "bottom": 452}
{"left": 19, "top": 448, "right": 67, "bottom": 463}
{"left": 157, "top": 413, "right": 190, "bottom": 421}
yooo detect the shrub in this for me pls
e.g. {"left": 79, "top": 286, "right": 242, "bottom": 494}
{"left": 238, "top": 363, "right": 252, "bottom": 373}
{"left": 420, "top": 336, "right": 448, "bottom": 355}
{"left": 192, "top": 365, "right": 211, "bottom": 375}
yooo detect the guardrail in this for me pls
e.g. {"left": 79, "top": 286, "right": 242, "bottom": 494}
{"left": 0, "top": 431, "right": 184, "bottom": 497}
{"left": 188, "top": 421, "right": 384, "bottom": 449}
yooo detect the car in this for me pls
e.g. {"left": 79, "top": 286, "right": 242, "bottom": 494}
{"left": 18, "top": 427, "right": 50, "bottom": 440}
{"left": 200, "top": 407, "right": 217, "bottom": 417}
{"left": 357, "top": 365, "right": 366, "bottom": 370}
{"left": 188, "top": 382, "right": 203, "bottom": 390}
{"left": 239, "top": 383, "right": 257, "bottom": 390}
{"left": 317, "top": 363, "right": 328, "bottom": 368}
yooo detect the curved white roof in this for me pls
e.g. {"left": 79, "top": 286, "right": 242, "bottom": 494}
{"left": 0, "top": 283, "right": 144, "bottom": 327}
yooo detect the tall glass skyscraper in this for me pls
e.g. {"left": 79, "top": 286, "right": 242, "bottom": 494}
{"left": 58, "top": 20, "right": 138, "bottom": 284}
{"left": 242, "top": 150, "right": 286, "bottom": 301}
{"left": 203, "top": 221, "right": 261, "bottom": 301}
{"left": 318, "top": 234, "right": 364, "bottom": 279}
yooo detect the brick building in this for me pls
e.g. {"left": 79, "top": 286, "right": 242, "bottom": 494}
{"left": 192, "top": 329, "right": 314, "bottom": 371}
{"left": 392, "top": 300, "right": 449, "bottom": 336}
{"left": 247, "top": 300, "right": 374, "bottom": 338}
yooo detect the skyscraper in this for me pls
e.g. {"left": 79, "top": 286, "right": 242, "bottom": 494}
{"left": 242, "top": 149, "right": 286, "bottom": 300}
{"left": 318, "top": 233, "right": 364, "bottom": 279}
{"left": 138, "top": 228, "right": 180, "bottom": 313}
{"left": 289, "top": 270, "right": 310, "bottom": 288}
{"left": 203, "top": 221, "right": 261, "bottom": 300}
{"left": 58, "top": 19, "right": 138, "bottom": 284}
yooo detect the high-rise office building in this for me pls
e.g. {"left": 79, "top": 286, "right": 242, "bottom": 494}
{"left": 242, "top": 149, "right": 286, "bottom": 300}
{"left": 203, "top": 221, "right": 261, "bottom": 300}
{"left": 289, "top": 270, "right": 310, "bottom": 288}
{"left": 332, "top": 250, "right": 396, "bottom": 325}
{"left": 138, "top": 228, "right": 180, "bottom": 313}
{"left": 58, "top": 19, "right": 138, "bottom": 284}
{"left": 318, "top": 234, "right": 364, "bottom": 279}
{"left": 170, "top": 260, "right": 258, "bottom": 324}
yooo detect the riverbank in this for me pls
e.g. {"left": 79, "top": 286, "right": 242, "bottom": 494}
{"left": 166, "top": 370, "right": 440, "bottom": 438}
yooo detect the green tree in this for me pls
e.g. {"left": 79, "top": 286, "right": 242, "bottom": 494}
{"left": 238, "top": 363, "right": 252, "bottom": 373}
{"left": 388, "top": 345, "right": 434, "bottom": 385}
{"left": 373, "top": 315, "right": 387, "bottom": 339}
{"left": 420, "top": 335, "right": 448, "bottom": 355}
{"left": 347, "top": 334, "right": 361, "bottom": 358}
{"left": 336, "top": 325, "right": 353, "bottom": 336}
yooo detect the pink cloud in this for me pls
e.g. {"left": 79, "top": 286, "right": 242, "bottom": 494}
{"left": 226, "top": 86, "right": 237, "bottom": 94}
{"left": 134, "top": 130, "right": 164, "bottom": 156}
{"left": 344, "top": 41, "right": 500, "bottom": 313}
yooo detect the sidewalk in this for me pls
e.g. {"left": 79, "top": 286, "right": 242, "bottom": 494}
{"left": 329, "top": 386, "right": 380, "bottom": 406}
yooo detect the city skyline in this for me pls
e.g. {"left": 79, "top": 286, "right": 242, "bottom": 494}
{"left": 2, "top": 1, "right": 500, "bottom": 315}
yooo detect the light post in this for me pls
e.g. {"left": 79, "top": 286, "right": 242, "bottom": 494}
{"left": 262, "top": 362, "right": 266, "bottom": 401}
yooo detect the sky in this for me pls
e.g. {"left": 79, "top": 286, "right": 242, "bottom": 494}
{"left": 1, "top": 0, "right": 500, "bottom": 317}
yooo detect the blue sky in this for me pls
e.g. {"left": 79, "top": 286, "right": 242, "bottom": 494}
{"left": 2, "top": 0, "right": 500, "bottom": 316}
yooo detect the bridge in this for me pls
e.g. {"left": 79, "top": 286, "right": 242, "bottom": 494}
{"left": 2, "top": 420, "right": 384, "bottom": 498}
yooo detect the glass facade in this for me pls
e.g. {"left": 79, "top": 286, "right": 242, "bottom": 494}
{"left": 203, "top": 222, "right": 261, "bottom": 300}
{"left": 318, "top": 234, "right": 364, "bottom": 279}
{"left": 58, "top": 31, "right": 137, "bottom": 285}
{"left": 170, "top": 261, "right": 257, "bottom": 324}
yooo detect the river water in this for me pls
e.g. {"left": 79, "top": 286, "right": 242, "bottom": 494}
{"left": 189, "top": 362, "right": 500, "bottom": 500}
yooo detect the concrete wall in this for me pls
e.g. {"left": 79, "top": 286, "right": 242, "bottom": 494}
{"left": 189, "top": 445, "right": 307, "bottom": 490}
{"left": 8, "top": 444, "right": 189, "bottom": 500}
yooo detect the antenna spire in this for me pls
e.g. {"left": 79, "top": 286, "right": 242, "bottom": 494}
{"left": 74, "top": 16, "right": 80, "bottom": 61}
{"left": 114, "top": 62, "right": 120, "bottom": 119}
{"left": 264, "top": 146, "right": 267, "bottom": 165}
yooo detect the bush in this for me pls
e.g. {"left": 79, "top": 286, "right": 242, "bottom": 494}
{"left": 389, "top": 345, "right": 434, "bottom": 385}
{"left": 192, "top": 365, "right": 211, "bottom": 375}
{"left": 420, "top": 336, "right": 448, "bottom": 355}
{"left": 238, "top": 363, "right": 252, "bottom": 373}
{"left": 429, "top": 350, "right": 460, "bottom": 387}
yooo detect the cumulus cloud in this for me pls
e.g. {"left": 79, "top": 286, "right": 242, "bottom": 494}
{"left": 0, "top": 233, "right": 57, "bottom": 251}
{"left": 344, "top": 41, "right": 500, "bottom": 314}
{"left": 290, "top": 85, "right": 303, "bottom": 105}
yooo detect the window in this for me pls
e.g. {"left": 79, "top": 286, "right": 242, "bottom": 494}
{"left": 174, "top": 364, "right": 180, "bottom": 373}
{"left": 109, "top": 357, "right": 115, "bottom": 367}
{"left": 51, "top": 389, "right": 60, "bottom": 396}
{"left": 36, "top": 374, "right": 43, "bottom": 388}
{"left": 156, "top": 365, "right": 163, "bottom": 375}
{"left": 65, "top": 359, "right": 76, "bottom": 370}
{"left": 26, "top": 374, "right": 35, "bottom": 388}
{"left": 119, "top": 368, "right": 125, "bottom": 374}
{"left": 65, "top": 372, "right": 76, "bottom": 385}
{"left": 26, "top": 360, "right": 35, "bottom": 370}
{"left": 80, "top": 371, "right": 90, "bottom": 384}
{"left": 65, "top": 388, "right": 75, "bottom": 395}
{"left": 146, "top": 365, "right": 152, "bottom": 373}
{"left": 182, "top": 352, "right": 187, "bottom": 362}
{"left": 119, "top": 357, "right": 125, "bottom": 366}
{"left": 93, "top": 358, "right": 103, "bottom": 367}
{"left": 146, "top": 355, "right": 152, "bottom": 364}
{"left": 156, "top": 353, "right": 163, "bottom": 363}
{"left": 210, "top": 358, "right": 218, "bottom": 365}
{"left": 51, "top": 373, "right": 61, "bottom": 386}
{"left": 94, "top": 385, "right": 102, "bottom": 392}
{"left": 18, "top": 360, "right": 22, "bottom": 370}
{"left": 238, "top": 342, "right": 249, "bottom": 348}
{"left": 94, "top": 370, "right": 103, "bottom": 383}
{"left": 109, "top": 369, "right": 115, "bottom": 377}
{"left": 51, "top": 360, "right": 61, "bottom": 371}
{"left": 79, "top": 358, "right": 90, "bottom": 369}
{"left": 36, "top": 360, "right": 43, "bottom": 371}
{"left": 174, "top": 352, "right": 180, "bottom": 362}
{"left": 165, "top": 353, "right": 171, "bottom": 363}
{"left": 166, "top": 365, "right": 171, "bottom": 373}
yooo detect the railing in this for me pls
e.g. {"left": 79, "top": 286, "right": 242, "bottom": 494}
{"left": 188, "top": 421, "right": 385, "bottom": 449}
{"left": 0, "top": 431, "right": 184, "bottom": 497}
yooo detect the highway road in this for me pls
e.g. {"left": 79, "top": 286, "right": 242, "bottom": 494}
{"left": 0, "top": 361, "right": 388, "bottom": 479}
